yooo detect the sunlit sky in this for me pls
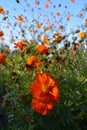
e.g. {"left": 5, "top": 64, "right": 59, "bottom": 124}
{"left": 0, "top": 0, "right": 87, "bottom": 49}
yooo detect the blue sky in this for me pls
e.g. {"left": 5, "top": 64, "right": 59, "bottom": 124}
{"left": 0, "top": 0, "right": 87, "bottom": 48}
{"left": 0, "top": 0, "right": 87, "bottom": 28}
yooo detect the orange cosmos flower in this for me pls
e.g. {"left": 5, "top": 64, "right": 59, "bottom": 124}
{"left": 78, "top": 32, "right": 86, "bottom": 39}
{"left": 36, "top": 44, "right": 49, "bottom": 55}
{"left": 0, "top": 30, "right": 4, "bottom": 37}
{"left": 85, "top": 18, "right": 87, "bottom": 26}
{"left": 67, "top": 15, "right": 72, "bottom": 21}
{"left": 43, "top": 34, "right": 48, "bottom": 41}
{"left": 36, "top": 23, "right": 42, "bottom": 28}
{"left": 14, "top": 39, "right": 26, "bottom": 52}
{"left": 17, "top": 15, "right": 24, "bottom": 22}
{"left": 78, "top": 13, "right": 83, "bottom": 17}
{"left": 70, "top": 0, "right": 75, "bottom": 3}
{"left": 0, "top": 6, "right": 4, "bottom": 15}
{"left": 30, "top": 73, "right": 60, "bottom": 115}
{"left": 43, "top": 35, "right": 50, "bottom": 45}
{"left": 0, "top": 53, "right": 6, "bottom": 64}
{"left": 56, "top": 12, "right": 60, "bottom": 16}
{"left": 58, "top": 25, "right": 64, "bottom": 30}
{"left": 45, "top": 40, "right": 50, "bottom": 45}
{"left": 53, "top": 32, "right": 64, "bottom": 43}
{"left": 45, "top": 3, "right": 49, "bottom": 8}
{"left": 45, "top": 25, "right": 52, "bottom": 31}
{"left": 26, "top": 56, "right": 41, "bottom": 70}
{"left": 32, "top": 97, "right": 55, "bottom": 115}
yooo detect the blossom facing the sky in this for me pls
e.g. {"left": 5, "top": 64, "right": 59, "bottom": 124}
{"left": 30, "top": 73, "right": 60, "bottom": 115}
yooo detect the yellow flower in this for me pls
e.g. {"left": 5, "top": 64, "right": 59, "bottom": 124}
{"left": 78, "top": 32, "right": 86, "bottom": 39}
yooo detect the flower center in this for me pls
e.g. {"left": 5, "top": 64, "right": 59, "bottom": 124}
{"left": 42, "top": 86, "right": 49, "bottom": 93}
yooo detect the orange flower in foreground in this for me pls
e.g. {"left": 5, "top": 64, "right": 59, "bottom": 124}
{"left": 78, "top": 32, "right": 86, "bottom": 39}
{"left": 0, "top": 30, "right": 4, "bottom": 37}
{"left": 26, "top": 56, "right": 41, "bottom": 70}
{"left": 36, "top": 44, "right": 49, "bottom": 55}
{"left": 14, "top": 39, "right": 26, "bottom": 52}
{"left": 0, "top": 6, "right": 4, "bottom": 15}
{"left": 30, "top": 73, "right": 60, "bottom": 115}
{"left": 32, "top": 97, "right": 55, "bottom": 115}
{"left": 0, "top": 53, "right": 6, "bottom": 64}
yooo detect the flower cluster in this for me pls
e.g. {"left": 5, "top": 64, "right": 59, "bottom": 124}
{"left": 0, "top": 1, "right": 87, "bottom": 129}
{"left": 30, "top": 73, "right": 60, "bottom": 115}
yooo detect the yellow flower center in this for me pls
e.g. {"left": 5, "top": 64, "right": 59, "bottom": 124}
{"left": 42, "top": 86, "right": 49, "bottom": 93}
